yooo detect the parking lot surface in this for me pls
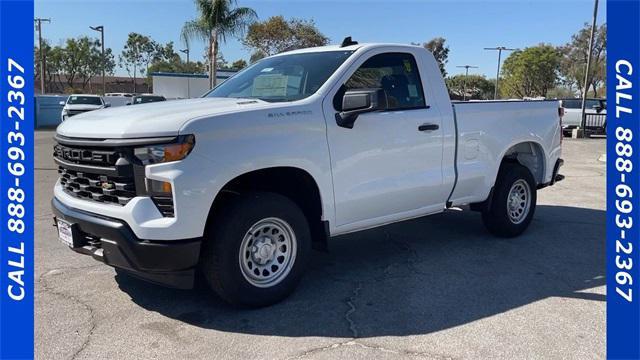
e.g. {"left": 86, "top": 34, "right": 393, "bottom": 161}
{"left": 35, "top": 130, "right": 605, "bottom": 360}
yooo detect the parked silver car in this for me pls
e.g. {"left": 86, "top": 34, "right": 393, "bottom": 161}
{"left": 559, "top": 98, "right": 606, "bottom": 135}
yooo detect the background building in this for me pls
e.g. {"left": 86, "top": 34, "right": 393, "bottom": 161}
{"left": 151, "top": 69, "right": 237, "bottom": 99}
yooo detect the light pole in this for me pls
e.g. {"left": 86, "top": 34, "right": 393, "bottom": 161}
{"left": 180, "top": 49, "right": 191, "bottom": 98}
{"left": 180, "top": 48, "right": 190, "bottom": 64}
{"left": 580, "top": 0, "right": 599, "bottom": 133}
{"left": 89, "top": 25, "right": 105, "bottom": 94}
{"left": 456, "top": 65, "right": 478, "bottom": 101}
{"left": 34, "top": 17, "right": 51, "bottom": 94}
{"left": 484, "top": 46, "right": 516, "bottom": 99}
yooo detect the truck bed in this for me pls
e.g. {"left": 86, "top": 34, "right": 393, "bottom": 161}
{"left": 448, "top": 100, "right": 562, "bottom": 206}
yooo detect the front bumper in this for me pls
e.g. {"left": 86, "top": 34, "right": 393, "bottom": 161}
{"left": 52, "top": 197, "right": 202, "bottom": 289}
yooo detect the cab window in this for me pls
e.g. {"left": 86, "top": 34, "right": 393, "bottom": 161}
{"left": 344, "top": 52, "right": 426, "bottom": 110}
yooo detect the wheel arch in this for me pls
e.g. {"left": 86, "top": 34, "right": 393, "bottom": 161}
{"left": 206, "top": 166, "right": 329, "bottom": 250}
{"left": 470, "top": 141, "right": 545, "bottom": 213}
{"left": 498, "top": 141, "right": 546, "bottom": 186}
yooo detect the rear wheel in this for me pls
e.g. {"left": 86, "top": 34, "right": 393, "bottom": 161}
{"left": 481, "top": 163, "right": 537, "bottom": 237}
{"left": 200, "top": 192, "right": 311, "bottom": 307}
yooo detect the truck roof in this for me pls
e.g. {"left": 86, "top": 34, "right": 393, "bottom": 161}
{"left": 276, "top": 43, "right": 423, "bottom": 56}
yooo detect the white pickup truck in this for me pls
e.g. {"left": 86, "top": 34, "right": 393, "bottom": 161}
{"left": 52, "top": 41, "right": 564, "bottom": 307}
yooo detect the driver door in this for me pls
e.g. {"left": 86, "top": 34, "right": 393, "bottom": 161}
{"left": 324, "top": 51, "right": 446, "bottom": 231}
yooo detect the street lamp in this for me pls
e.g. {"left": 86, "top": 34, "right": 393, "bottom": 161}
{"left": 580, "top": 0, "right": 599, "bottom": 134}
{"left": 180, "top": 48, "right": 190, "bottom": 64}
{"left": 456, "top": 65, "right": 478, "bottom": 101}
{"left": 89, "top": 25, "right": 105, "bottom": 95}
{"left": 180, "top": 48, "right": 191, "bottom": 98}
{"left": 484, "top": 46, "right": 517, "bottom": 99}
{"left": 34, "top": 17, "right": 51, "bottom": 94}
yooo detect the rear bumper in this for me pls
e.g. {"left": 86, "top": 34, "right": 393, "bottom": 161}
{"left": 538, "top": 158, "right": 565, "bottom": 189}
{"left": 51, "top": 197, "right": 201, "bottom": 289}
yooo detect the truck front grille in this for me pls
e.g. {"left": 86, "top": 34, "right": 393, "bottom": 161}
{"left": 53, "top": 139, "right": 175, "bottom": 217}
{"left": 58, "top": 167, "right": 136, "bottom": 205}
{"left": 67, "top": 109, "right": 91, "bottom": 117}
{"left": 54, "top": 143, "right": 137, "bottom": 206}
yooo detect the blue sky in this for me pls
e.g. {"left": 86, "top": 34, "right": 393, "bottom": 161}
{"left": 35, "top": 0, "right": 606, "bottom": 77}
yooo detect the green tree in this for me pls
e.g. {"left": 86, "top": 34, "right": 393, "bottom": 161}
{"left": 59, "top": 37, "right": 112, "bottom": 90}
{"left": 249, "top": 50, "right": 268, "bottom": 64}
{"left": 119, "top": 33, "right": 159, "bottom": 92}
{"left": 230, "top": 59, "right": 248, "bottom": 70}
{"left": 45, "top": 45, "right": 65, "bottom": 93}
{"left": 147, "top": 40, "right": 208, "bottom": 79}
{"left": 414, "top": 37, "right": 449, "bottom": 77}
{"left": 181, "top": 0, "right": 257, "bottom": 89}
{"left": 148, "top": 60, "right": 206, "bottom": 75}
{"left": 560, "top": 23, "right": 606, "bottom": 97}
{"left": 546, "top": 86, "right": 578, "bottom": 99}
{"left": 153, "top": 41, "right": 182, "bottom": 64}
{"left": 242, "top": 16, "right": 329, "bottom": 62}
{"left": 446, "top": 74, "right": 495, "bottom": 100}
{"left": 58, "top": 37, "right": 89, "bottom": 89}
{"left": 500, "top": 44, "right": 561, "bottom": 98}
{"left": 35, "top": 37, "right": 114, "bottom": 94}
{"left": 34, "top": 41, "right": 52, "bottom": 91}
{"left": 122, "top": 33, "right": 160, "bottom": 91}
{"left": 243, "top": 16, "right": 329, "bottom": 61}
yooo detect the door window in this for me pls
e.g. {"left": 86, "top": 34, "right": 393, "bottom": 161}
{"left": 343, "top": 52, "right": 426, "bottom": 110}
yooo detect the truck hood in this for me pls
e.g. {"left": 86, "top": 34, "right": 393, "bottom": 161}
{"left": 56, "top": 97, "right": 270, "bottom": 138}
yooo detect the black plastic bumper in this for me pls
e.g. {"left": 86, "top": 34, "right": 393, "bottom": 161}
{"left": 51, "top": 197, "right": 201, "bottom": 289}
{"left": 537, "top": 158, "right": 565, "bottom": 189}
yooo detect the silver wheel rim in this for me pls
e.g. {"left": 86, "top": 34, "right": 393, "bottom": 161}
{"left": 239, "top": 217, "right": 297, "bottom": 288}
{"left": 507, "top": 179, "right": 531, "bottom": 224}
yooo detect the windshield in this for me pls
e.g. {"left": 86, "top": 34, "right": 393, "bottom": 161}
{"left": 561, "top": 99, "right": 581, "bottom": 109}
{"left": 67, "top": 96, "right": 103, "bottom": 105}
{"left": 562, "top": 99, "right": 603, "bottom": 109}
{"left": 206, "top": 50, "right": 354, "bottom": 102}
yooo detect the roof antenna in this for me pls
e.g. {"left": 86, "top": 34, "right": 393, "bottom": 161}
{"left": 341, "top": 36, "right": 358, "bottom": 47}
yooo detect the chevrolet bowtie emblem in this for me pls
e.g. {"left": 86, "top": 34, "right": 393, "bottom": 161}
{"left": 101, "top": 182, "right": 114, "bottom": 190}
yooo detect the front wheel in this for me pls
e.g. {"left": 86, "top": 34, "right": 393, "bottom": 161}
{"left": 481, "top": 163, "right": 537, "bottom": 237}
{"left": 200, "top": 192, "right": 311, "bottom": 307}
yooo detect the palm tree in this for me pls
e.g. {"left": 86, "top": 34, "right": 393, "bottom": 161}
{"left": 181, "top": 0, "right": 256, "bottom": 89}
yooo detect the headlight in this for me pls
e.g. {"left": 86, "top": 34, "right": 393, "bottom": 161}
{"left": 134, "top": 135, "right": 195, "bottom": 165}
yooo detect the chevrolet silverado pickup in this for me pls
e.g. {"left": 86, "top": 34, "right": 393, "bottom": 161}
{"left": 52, "top": 40, "right": 564, "bottom": 307}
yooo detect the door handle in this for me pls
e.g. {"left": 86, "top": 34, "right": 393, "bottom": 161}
{"left": 418, "top": 123, "right": 439, "bottom": 132}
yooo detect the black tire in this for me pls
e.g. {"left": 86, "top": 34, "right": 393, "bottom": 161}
{"left": 481, "top": 163, "right": 537, "bottom": 238}
{"left": 200, "top": 192, "right": 311, "bottom": 307}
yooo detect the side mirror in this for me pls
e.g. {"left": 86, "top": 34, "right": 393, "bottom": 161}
{"left": 104, "top": 102, "right": 111, "bottom": 108}
{"left": 335, "top": 88, "right": 388, "bottom": 129}
{"left": 59, "top": 101, "right": 66, "bottom": 106}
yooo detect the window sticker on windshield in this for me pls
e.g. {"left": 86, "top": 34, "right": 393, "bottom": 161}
{"left": 252, "top": 74, "right": 288, "bottom": 97}
{"left": 70, "top": 96, "right": 77, "bottom": 100}
{"left": 403, "top": 59, "right": 413, "bottom": 73}
{"left": 261, "top": 67, "right": 274, "bottom": 73}
{"left": 407, "top": 84, "right": 418, "bottom": 97}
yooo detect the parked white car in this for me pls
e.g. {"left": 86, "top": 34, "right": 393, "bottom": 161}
{"left": 52, "top": 41, "right": 564, "bottom": 306}
{"left": 60, "top": 94, "right": 110, "bottom": 121}
{"left": 559, "top": 98, "right": 607, "bottom": 135}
